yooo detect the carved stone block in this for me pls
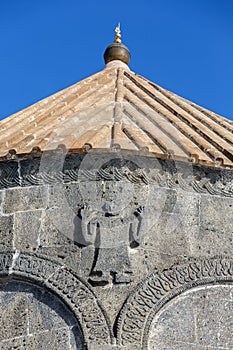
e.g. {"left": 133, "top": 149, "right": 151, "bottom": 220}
{"left": 0, "top": 152, "right": 232, "bottom": 349}
{"left": 148, "top": 285, "right": 233, "bottom": 349}
{"left": 0, "top": 281, "right": 84, "bottom": 350}
{"left": 2, "top": 186, "right": 48, "bottom": 214}
{"left": 14, "top": 210, "right": 43, "bottom": 251}
{"left": 0, "top": 215, "right": 14, "bottom": 251}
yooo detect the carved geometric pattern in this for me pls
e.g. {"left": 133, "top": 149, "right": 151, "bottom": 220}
{"left": 0, "top": 160, "right": 233, "bottom": 197}
{"left": 0, "top": 252, "right": 113, "bottom": 349}
{"left": 0, "top": 280, "right": 85, "bottom": 349}
{"left": 116, "top": 257, "right": 233, "bottom": 350}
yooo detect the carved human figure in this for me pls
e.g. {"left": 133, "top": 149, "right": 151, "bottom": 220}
{"left": 80, "top": 181, "right": 147, "bottom": 285}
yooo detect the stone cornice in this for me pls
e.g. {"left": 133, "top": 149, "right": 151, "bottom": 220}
{"left": 0, "top": 156, "right": 232, "bottom": 197}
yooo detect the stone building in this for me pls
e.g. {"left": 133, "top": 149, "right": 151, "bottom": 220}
{"left": 0, "top": 27, "right": 232, "bottom": 350}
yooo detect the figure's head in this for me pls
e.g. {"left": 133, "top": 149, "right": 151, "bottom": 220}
{"left": 99, "top": 180, "right": 134, "bottom": 215}
{"left": 79, "top": 157, "right": 149, "bottom": 215}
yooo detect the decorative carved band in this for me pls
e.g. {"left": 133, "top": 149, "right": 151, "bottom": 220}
{"left": 0, "top": 160, "right": 233, "bottom": 197}
{"left": 0, "top": 252, "right": 113, "bottom": 348}
{"left": 116, "top": 257, "right": 233, "bottom": 349}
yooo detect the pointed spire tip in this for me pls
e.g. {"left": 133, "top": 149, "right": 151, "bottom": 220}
{"left": 114, "top": 23, "right": 122, "bottom": 44}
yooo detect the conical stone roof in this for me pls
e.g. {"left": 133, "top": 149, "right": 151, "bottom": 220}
{"left": 1, "top": 59, "right": 233, "bottom": 169}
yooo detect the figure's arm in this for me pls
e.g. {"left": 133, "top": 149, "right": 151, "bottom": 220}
{"left": 130, "top": 207, "right": 144, "bottom": 244}
{"left": 81, "top": 207, "right": 97, "bottom": 245}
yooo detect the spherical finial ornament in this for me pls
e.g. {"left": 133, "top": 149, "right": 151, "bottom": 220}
{"left": 104, "top": 24, "right": 130, "bottom": 65}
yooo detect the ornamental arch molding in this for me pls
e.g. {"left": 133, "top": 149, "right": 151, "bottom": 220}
{"left": 116, "top": 257, "right": 233, "bottom": 350}
{"left": 0, "top": 252, "right": 113, "bottom": 349}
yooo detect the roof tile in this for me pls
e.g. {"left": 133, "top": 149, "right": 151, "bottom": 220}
{"left": 0, "top": 62, "right": 232, "bottom": 169}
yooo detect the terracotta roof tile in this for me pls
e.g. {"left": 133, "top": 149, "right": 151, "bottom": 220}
{"left": 0, "top": 61, "right": 232, "bottom": 169}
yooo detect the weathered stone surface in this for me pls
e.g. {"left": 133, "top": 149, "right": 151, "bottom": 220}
{"left": 0, "top": 252, "right": 113, "bottom": 348}
{"left": 148, "top": 285, "right": 233, "bottom": 350}
{"left": 0, "top": 281, "right": 84, "bottom": 350}
{"left": 117, "top": 257, "right": 233, "bottom": 349}
{"left": 41, "top": 207, "right": 76, "bottom": 242}
{"left": 0, "top": 153, "right": 232, "bottom": 349}
{"left": 0, "top": 190, "right": 3, "bottom": 210}
{"left": 0, "top": 215, "right": 14, "bottom": 251}
{"left": 14, "top": 210, "right": 43, "bottom": 251}
{"left": 36, "top": 208, "right": 82, "bottom": 271}
{"left": 48, "top": 183, "right": 83, "bottom": 211}
{"left": 2, "top": 186, "right": 48, "bottom": 214}
{"left": 195, "top": 195, "right": 233, "bottom": 256}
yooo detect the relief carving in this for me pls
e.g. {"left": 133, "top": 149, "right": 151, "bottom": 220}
{"left": 79, "top": 180, "right": 149, "bottom": 285}
{"left": 0, "top": 158, "right": 233, "bottom": 197}
{"left": 117, "top": 257, "right": 233, "bottom": 349}
{"left": 0, "top": 252, "right": 113, "bottom": 348}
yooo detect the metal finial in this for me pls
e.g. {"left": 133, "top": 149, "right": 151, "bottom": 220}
{"left": 104, "top": 23, "right": 130, "bottom": 65}
{"left": 114, "top": 23, "right": 122, "bottom": 44}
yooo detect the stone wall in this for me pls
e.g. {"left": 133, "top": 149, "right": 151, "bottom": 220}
{"left": 0, "top": 152, "right": 232, "bottom": 349}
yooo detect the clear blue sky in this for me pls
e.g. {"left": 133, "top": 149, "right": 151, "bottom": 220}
{"left": 0, "top": 0, "right": 232, "bottom": 121}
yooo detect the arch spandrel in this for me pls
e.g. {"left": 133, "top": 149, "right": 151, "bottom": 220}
{"left": 116, "top": 257, "right": 233, "bottom": 350}
{"left": 0, "top": 280, "right": 85, "bottom": 349}
{"left": 147, "top": 284, "right": 233, "bottom": 350}
{"left": 0, "top": 252, "right": 113, "bottom": 349}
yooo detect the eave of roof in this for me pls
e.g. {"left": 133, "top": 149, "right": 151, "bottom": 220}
{"left": 0, "top": 60, "right": 233, "bottom": 169}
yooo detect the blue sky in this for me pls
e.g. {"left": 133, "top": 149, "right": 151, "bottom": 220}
{"left": 0, "top": 0, "right": 232, "bottom": 121}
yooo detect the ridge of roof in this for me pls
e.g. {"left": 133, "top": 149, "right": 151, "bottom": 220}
{"left": 0, "top": 62, "right": 233, "bottom": 169}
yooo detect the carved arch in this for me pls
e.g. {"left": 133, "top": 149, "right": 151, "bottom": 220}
{"left": 116, "top": 257, "right": 233, "bottom": 349}
{"left": 0, "top": 252, "right": 113, "bottom": 349}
